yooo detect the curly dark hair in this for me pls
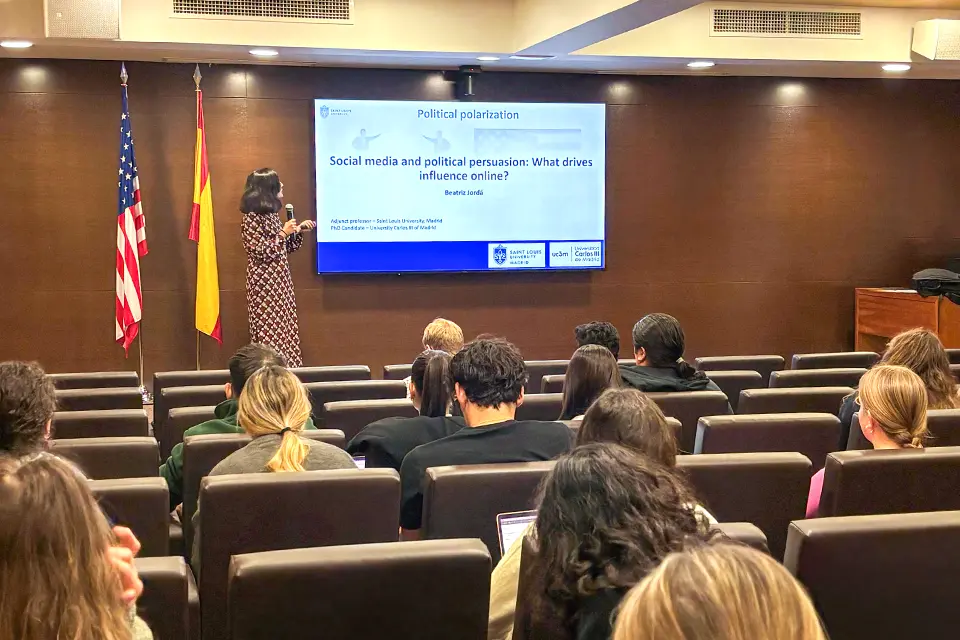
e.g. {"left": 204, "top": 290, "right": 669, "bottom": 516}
{"left": 530, "top": 443, "right": 710, "bottom": 635}
{"left": 450, "top": 338, "right": 527, "bottom": 408}
{"left": 0, "top": 362, "right": 56, "bottom": 456}
{"left": 575, "top": 321, "right": 621, "bottom": 359}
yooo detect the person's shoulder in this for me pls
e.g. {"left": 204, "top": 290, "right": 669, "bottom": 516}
{"left": 513, "top": 420, "right": 571, "bottom": 435}
{"left": 183, "top": 418, "right": 241, "bottom": 439}
{"left": 304, "top": 439, "right": 357, "bottom": 469}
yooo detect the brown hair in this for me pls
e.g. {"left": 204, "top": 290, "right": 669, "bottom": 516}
{"left": 576, "top": 387, "right": 677, "bottom": 467}
{"left": 0, "top": 361, "right": 56, "bottom": 456}
{"left": 858, "top": 365, "right": 929, "bottom": 448}
{"left": 881, "top": 328, "right": 960, "bottom": 409}
{"left": 559, "top": 345, "right": 621, "bottom": 420}
{"left": 422, "top": 318, "right": 464, "bottom": 355}
{"left": 0, "top": 454, "right": 132, "bottom": 640}
{"left": 613, "top": 543, "right": 826, "bottom": 640}
{"left": 238, "top": 365, "right": 312, "bottom": 472}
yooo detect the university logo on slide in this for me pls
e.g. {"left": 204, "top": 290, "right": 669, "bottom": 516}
{"left": 319, "top": 105, "right": 330, "bottom": 119}
{"left": 493, "top": 244, "right": 507, "bottom": 265}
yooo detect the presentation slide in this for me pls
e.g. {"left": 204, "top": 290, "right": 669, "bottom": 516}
{"left": 314, "top": 99, "right": 605, "bottom": 273}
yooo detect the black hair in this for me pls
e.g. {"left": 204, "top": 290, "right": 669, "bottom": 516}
{"left": 228, "top": 344, "right": 287, "bottom": 396}
{"left": 632, "top": 313, "right": 706, "bottom": 381}
{"left": 0, "top": 361, "right": 56, "bottom": 456}
{"left": 239, "top": 168, "right": 283, "bottom": 215}
{"left": 559, "top": 345, "right": 620, "bottom": 420}
{"left": 410, "top": 350, "right": 454, "bottom": 418}
{"left": 450, "top": 338, "right": 527, "bottom": 408}
{"left": 574, "top": 321, "right": 621, "bottom": 359}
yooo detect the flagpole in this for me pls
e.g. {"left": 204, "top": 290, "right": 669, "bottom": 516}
{"left": 195, "top": 64, "right": 202, "bottom": 373}
{"left": 196, "top": 331, "right": 201, "bottom": 371}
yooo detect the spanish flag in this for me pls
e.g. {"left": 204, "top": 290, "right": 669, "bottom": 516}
{"left": 188, "top": 82, "right": 222, "bottom": 344}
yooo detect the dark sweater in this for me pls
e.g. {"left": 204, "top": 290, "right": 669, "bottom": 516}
{"left": 346, "top": 415, "right": 466, "bottom": 471}
{"left": 619, "top": 364, "right": 722, "bottom": 393}
{"left": 575, "top": 590, "right": 627, "bottom": 640}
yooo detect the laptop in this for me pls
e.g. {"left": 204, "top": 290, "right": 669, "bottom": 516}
{"left": 496, "top": 510, "right": 537, "bottom": 555}
{"left": 352, "top": 456, "right": 366, "bottom": 469}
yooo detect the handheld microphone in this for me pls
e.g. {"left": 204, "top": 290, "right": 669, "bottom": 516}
{"left": 284, "top": 203, "right": 295, "bottom": 221}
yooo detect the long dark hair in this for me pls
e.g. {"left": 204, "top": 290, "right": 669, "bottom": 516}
{"left": 632, "top": 313, "right": 706, "bottom": 381}
{"left": 239, "top": 168, "right": 283, "bottom": 214}
{"left": 410, "top": 350, "right": 454, "bottom": 418}
{"left": 577, "top": 388, "right": 677, "bottom": 467}
{"left": 559, "top": 345, "right": 620, "bottom": 420}
{"left": 530, "top": 444, "right": 708, "bottom": 636}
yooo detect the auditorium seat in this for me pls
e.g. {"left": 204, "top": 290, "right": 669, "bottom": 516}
{"left": 951, "top": 363, "right": 960, "bottom": 382}
{"left": 710, "top": 522, "right": 769, "bottom": 554}
{"left": 791, "top": 351, "right": 880, "bottom": 370}
{"left": 514, "top": 393, "right": 562, "bottom": 421}
{"left": 737, "top": 387, "right": 853, "bottom": 416}
{"left": 769, "top": 368, "right": 867, "bottom": 389}
{"left": 647, "top": 391, "right": 730, "bottom": 454}
{"left": 305, "top": 380, "right": 407, "bottom": 425}
{"left": 55, "top": 387, "right": 143, "bottom": 412}
{"left": 50, "top": 437, "right": 159, "bottom": 479}
{"left": 947, "top": 349, "right": 960, "bottom": 365}
{"left": 154, "top": 366, "right": 371, "bottom": 397}
{"left": 91, "top": 477, "right": 169, "bottom": 557}
{"left": 704, "top": 370, "right": 764, "bottom": 412}
{"left": 51, "top": 408, "right": 149, "bottom": 439}
{"left": 784, "top": 511, "right": 960, "bottom": 640}
{"left": 422, "top": 462, "right": 555, "bottom": 562}
{"left": 695, "top": 355, "right": 785, "bottom": 383}
{"left": 48, "top": 371, "right": 140, "bottom": 389}
{"left": 539, "top": 374, "right": 564, "bottom": 394}
{"left": 155, "top": 384, "right": 224, "bottom": 435}
{"left": 160, "top": 405, "right": 217, "bottom": 459}
{"left": 325, "top": 398, "right": 419, "bottom": 442}
{"left": 228, "top": 539, "right": 491, "bottom": 640}
{"left": 677, "top": 452, "right": 811, "bottom": 559}
{"left": 818, "top": 447, "right": 960, "bottom": 517}
{"left": 524, "top": 360, "right": 568, "bottom": 394}
{"left": 926, "top": 409, "right": 960, "bottom": 447}
{"left": 383, "top": 364, "right": 413, "bottom": 380}
{"left": 196, "top": 469, "right": 401, "bottom": 640}
{"left": 136, "top": 556, "right": 199, "bottom": 640}
{"left": 695, "top": 413, "right": 841, "bottom": 472}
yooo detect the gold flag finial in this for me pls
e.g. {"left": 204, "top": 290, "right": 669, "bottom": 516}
{"left": 193, "top": 64, "right": 202, "bottom": 90}
{"left": 120, "top": 63, "right": 128, "bottom": 85}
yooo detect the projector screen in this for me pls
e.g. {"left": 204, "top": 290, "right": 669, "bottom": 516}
{"left": 314, "top": 99, "right": 605, "bottom": 274}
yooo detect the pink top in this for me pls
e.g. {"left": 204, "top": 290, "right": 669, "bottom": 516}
{"left": 806, "top": 468, "right": 825, "bottom": 518}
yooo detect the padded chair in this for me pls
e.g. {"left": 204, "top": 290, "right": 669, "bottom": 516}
{"left": 647, "top": 391, "right": 731, "bottom": 454}
{"left": 55, "top": 388, "right": 142, "bottom": 412}
{"left": 791, "top": 351, "right": 880, "bottom": 370}
{"left": 161, "top": 405, "right": 217, "bottom": 459}
{"left": 196, "top": 469, "right": 401, "bottom": 640}
{"left": 540, "top": 374, "right": 564, "bottom": 394}
{"left": 818, "top": 447, "right": 960, "bottom": 518}
{"left": 50, "top": 437, "right": 159, "bottom": 479}
{"left": 91, "top": 477, "right": 169, "bottom": 556}
{"left": 155, "top": 385, "right": 225, "bottom": 435}
{"left": 737, "top": 387, "right": 853, "bottom": 416}
{"left": 524, "top": 360, "right": 568, "bottom": 394}
{"left": 948, "top": 349, "right": 960, "bottom": 365}
{"left": 228, "top": 539, "right": 491, "bottom": 640}
{"left": 704, "top": 370, "right": 764, "bottom": 412}
{"left": 514, "top": 393, "right": 562, "bottom": 422}
{"left": 695, "top": 413, "right": 841, "bottom": 472}
{"left": 695, "top": 355, "right": 785, "bottom": 383}
{"left": 677, "top": 452, "right": 811, "bottom": 559}
{"left": 951, "top": 363, "right": 960, "bottom": 382}
{"left": 325, "top": 398, "right": 419, "bottom": 442}
{"left": 926, "top": 409, "right": 960, "bottom": 447}
{"left": 51, "top": 408, "right": 149, "bottom": 439}
{"left": 305, "top": 380, "right": 407, "bottom": 425}
{"left": 154, "top": 366, "right": 371, "bottom": 397}
{"left": 383, "top": 364, "right": 413, "bottom": 380}
{"left": 48, "top": 371, "right": 140, "bottom": 389}
{"left": 785, "top": 511, "right": 960, "bottom": 640}
{"left": 136, "top": 556, "right": 200, "bottom": 640}
{"left": 770, "top": 368, "right": 867, "bottom": 389}
{"left": 422, "top": 462, "right": 555, "bottom": 562}
{"left": 710, "top": 522, "right": 769, "bottom": 553}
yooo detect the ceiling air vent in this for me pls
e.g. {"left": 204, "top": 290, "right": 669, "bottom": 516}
{"left": 712, "top": 8, "right": 861, "bottom": 39}
{"left": 173, "top": 0, "right": 352, "bottom": 22}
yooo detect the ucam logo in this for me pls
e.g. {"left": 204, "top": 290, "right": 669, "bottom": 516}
{"left": 493, "top": 244, "right": 507, "bottom": 265}
{"left": 318, "top": 105, "right": 330, "bottom": 119}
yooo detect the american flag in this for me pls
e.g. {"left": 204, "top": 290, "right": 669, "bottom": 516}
{"left": 115, "top": 63, "right": 148, "bottom": 354}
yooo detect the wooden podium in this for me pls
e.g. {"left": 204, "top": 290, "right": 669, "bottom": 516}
{"left": 855, "top": 288, "right": 960, "bottom": 351}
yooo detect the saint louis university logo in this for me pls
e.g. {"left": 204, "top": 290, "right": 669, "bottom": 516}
{"left": 494, "top": 244, "right": 507, "bottom": 265}
{"left": 319, "top": 105, "right": 330, "bottom": 119}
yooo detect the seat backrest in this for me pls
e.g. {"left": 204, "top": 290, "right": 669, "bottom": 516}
{"left": 52, "top": 408, "right": 149, "bottom": 439}
{"left": 710, "top": 522, "right": 769, "bottom": 553}
{"left": 156, "top": 385, "right": 225, "bottom": 433}
{"left": 791, "top": 351, "right": 880, "bottom": 370}
{"left": 695, "top": 355, "right": 785, "bottom": 383}
{"left": 50, "top": 437, "right": 159, "bottom": 479}
{"left": 703, "top": 370, "right": 764, "bottom": 413}
{"left": 524, "top": 360, "right": 568, "bottom": 394}
{"left": 770, "top": 368, "right": 867, "bottom": 389}
{"left": 55, "top": 388, "right": 143, "bottom": 412}
{"left": 136, "top": 556, "right": 198, "bottom": 640}
{"left": 324, "top": 398, "right": 419, "bottom": 442}
{"left": 695, "top": 413, "right": 841, "bottom": 472}
{"left": 646, "top": 391, "right": 730, "bottom": 454}
{"left": 199, "top": 469, "right": 401, "bottom": 640}
{"left": 383, "top": 364, "right": 413, "bottom": 380}
{"left": 952, "top": 363, "right": 960, "bottom": 382}
{"left": 927, "top": 409, "right": 960, "bottom": 448}
{"left": 819, "top": 447, "right": 960, "bottom": 517}
{"left": 49, "top": 371, "right": 140, "bottom": 389}
{"left": 784, "top": 511, "right": 960, "bottom": 640}
{"left": 228, "top": 539, "right": 491, "bottom": 640}
{"left": 677, "top": 452, "right": 811, "bottom": 559}
{"left": 514, "top": 393, "right": 562, "bottom": 422}
{"left": 293, "top": 365, "right": 371, "bottom": 383}
{"left": 161, "top": 405, "right": 217, "bottom": 459}
{"left": 422, "top": 462, "right": 555, "bottom": 562}
{"left": 947, "top": 349, "right": 960, "bottom": 365}
{"left": 305, "top": 380, "right": 407, "bottom": 425}
{"left": 738, "top": 387, "right": 853, "bottom": 416}
{"left": 91, "top": 477, "right": 169, "bottom": 556}
{"left": 540, "top": 374, "right": 564, "bottom": 394}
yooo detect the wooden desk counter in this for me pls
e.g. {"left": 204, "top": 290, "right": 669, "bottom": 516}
{"left": 855, "top": 288, "right": 960, "bottom": 351}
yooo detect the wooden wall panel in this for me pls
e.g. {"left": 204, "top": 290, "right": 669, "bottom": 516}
{"left": 1, "top": 59, "right": 959, "bottom": 377}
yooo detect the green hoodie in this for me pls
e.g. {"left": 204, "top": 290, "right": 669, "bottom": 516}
{"left": 158, "top": 398, "right": 316, "bottom": 510}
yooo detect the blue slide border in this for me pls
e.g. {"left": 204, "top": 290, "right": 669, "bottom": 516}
{"left": 317, "top": 240, "right": 605, "bottom": 274}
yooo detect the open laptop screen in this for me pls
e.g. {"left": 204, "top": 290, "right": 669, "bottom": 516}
{"left": 496, "top": 510, "right": 537, "bottom": 555}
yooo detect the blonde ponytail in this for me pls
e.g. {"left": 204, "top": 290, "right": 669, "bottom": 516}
{"left": 238, "top": 365, "right": 313, "bottom": 472}
{"left": 858, "top": 365, "right": 930, "bottom": 449}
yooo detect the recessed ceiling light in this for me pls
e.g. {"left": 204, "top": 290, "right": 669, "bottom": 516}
{"left": 882, "top": 63, "right": 911, "bottom": 72}
{"left": 0, "top": 40, "right": 33, "bottom": 49}
{"left": 687, "top": 61, "right": 715, "bottom": 69}
{"left": 509, "top": 54, "right": 556, "bottom": 61}
{"left": 477, "top": 56, "right": 500, "bottom": 62}
{"left": 249, "top": 48, "right": 279, "bottom": 57}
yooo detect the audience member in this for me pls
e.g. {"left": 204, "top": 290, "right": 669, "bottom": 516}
{"left": 620, "top": 314, "right": 722, "bottom": 394}
{"left": 837, "top": 328, "right": 958, "bottom": 448}
{"left": 0, "top": 361, "right": 56, "bottom": 457}
{"left": 348, "top": 350, "right": 465, "bottom": 470}
{"left": 558, "top": 345, "right": 621, "bottom": 420}
{"left": 422, "top": 317, "right": 464, "bottom": 354}
{"left": 808, "top": 364, "right": 929, "bottom": 518}
{"left": 160, "top": 343, "right": 315, "bottom": 510}
{"left": 575, "top": 321, "right": 621, "bottom": 359}
{"left": 0, "top": 454, "right": 153, "bottom": 640}
{"left": 612, "top": 543, "right": 826, "bottom": 640}
{"left": 191, "top": 365, "right": 355, "bottom": 569}
{"left": 526, "top": 444, "right": 711, "bottom": 640}
{"left": 399, "top": 338, "right": 571, "bottom": 535}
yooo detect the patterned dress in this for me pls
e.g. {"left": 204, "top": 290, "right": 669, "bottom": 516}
{"left": 242, "top": 212, "right": 304, "bottom": 367}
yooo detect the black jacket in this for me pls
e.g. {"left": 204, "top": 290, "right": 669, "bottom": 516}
{"left": 347, "top": 415, "right": 466, "bottom": 472}
{"left": 619, "top": 364, "right": 722, "bottom": 393}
